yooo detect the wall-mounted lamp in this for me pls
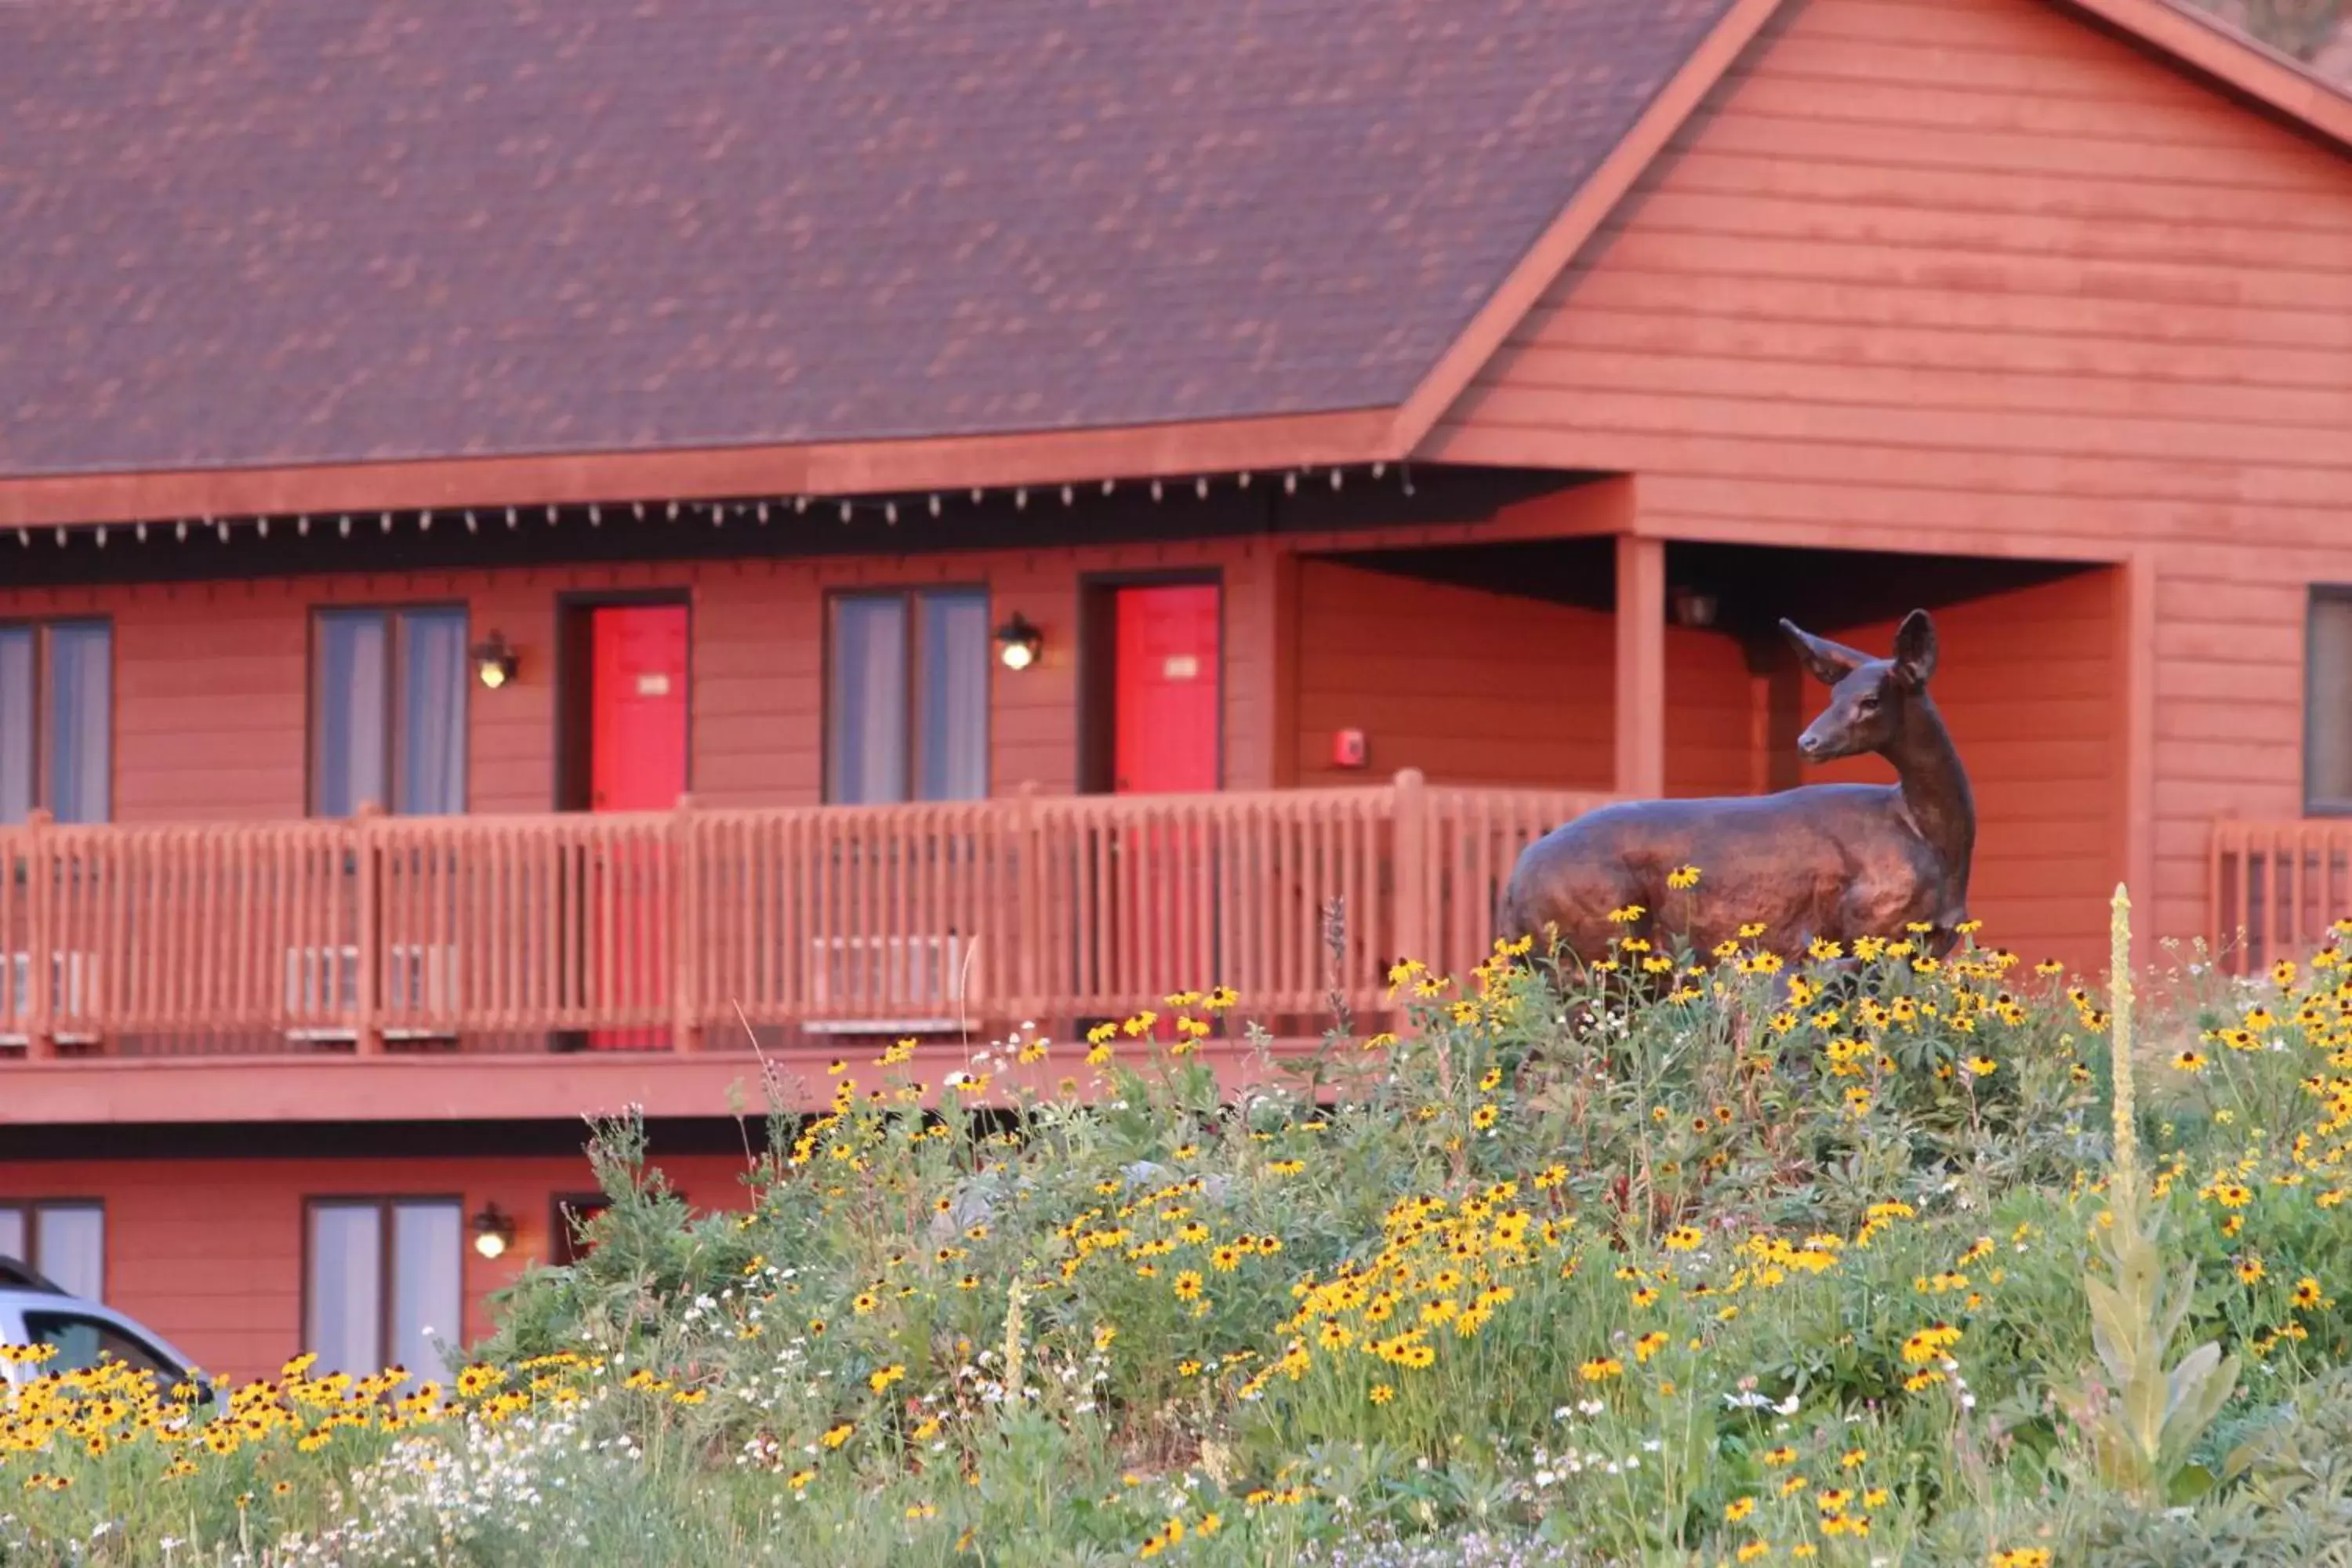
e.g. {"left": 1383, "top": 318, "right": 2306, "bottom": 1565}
{"left": 1668, "top": 586, "right": 1720, "bottom": 630}
{"left": 993, "top": 612, "right": 1043, "bottom": 672}
{"left": 471, "top": 1203, "right": 517, "bottom": 1260}
{"left": 470, "top": 630, "right": 520, "bottom": 689}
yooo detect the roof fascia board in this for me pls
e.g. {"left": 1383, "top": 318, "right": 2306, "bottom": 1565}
{"left": 0, "top": 408, "right": 1393, "bottom": 531}
{"left": 2054, "top": 0, "right": 2352, "bottom": 153}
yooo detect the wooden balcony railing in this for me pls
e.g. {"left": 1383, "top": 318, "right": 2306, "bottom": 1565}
{"left": 0, "top": 773, "right": 1616, "bottom": 1058}
{"left": 2209, "top": 818, "right": 2352, "bottom": 977}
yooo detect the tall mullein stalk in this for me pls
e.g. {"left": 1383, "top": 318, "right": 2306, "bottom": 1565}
{"left": 2108, "top": 883, "right": 2139, "bottom": 1196}
{"left": 2060, "top": 881, "right": 2238, "bottom": 1504}
{"left": 1003, "top": 1277, "right": 1027, "bottom": 1402}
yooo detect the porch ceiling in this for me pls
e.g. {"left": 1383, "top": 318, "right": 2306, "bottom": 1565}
{"left": 1320, "top": 539, "right": 2096, "bottom": 645}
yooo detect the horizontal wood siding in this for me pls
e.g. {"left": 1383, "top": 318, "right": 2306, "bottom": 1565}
{"left": 0, "top": 1152, "right": 754, "bottom": 1384}
{"left": 1425, "top": 0, "right": 2352, "bottom": 948}
{"left": 1290, "top": 561, "right": 1613, "bottom": 788}
{"left": 0, "top": 537, "right": 1288, "bottom": 825}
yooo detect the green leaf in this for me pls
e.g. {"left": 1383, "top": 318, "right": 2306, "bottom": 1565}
{"left": 2165, "top": 1462, "right": 2216, "bottom": 1506}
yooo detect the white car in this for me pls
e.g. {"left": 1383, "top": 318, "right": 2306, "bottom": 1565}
{"left": 0, "top": 1256, "right": 203, "bottom": 1392}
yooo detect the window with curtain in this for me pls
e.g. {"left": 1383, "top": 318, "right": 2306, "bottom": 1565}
{"left": 826, "top": 589, "right": 989, "bottom": 804}
{"left": 0, "top": 1200, "right": 106, "bottom": 1301}
{"left": 2310, "top": 591, "right": 2352, "bottom": 812}
{"left": 311, "top": 608, "right": 467, "bottom": 816}
{"left": 304, "top": 1198, "right": 464, "bottom": 1380}
{"left": 0, "top": 620, "right": 112, "bottom": 824}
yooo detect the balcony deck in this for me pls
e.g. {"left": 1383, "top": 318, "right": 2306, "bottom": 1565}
{"left": 0, "top": 773, "right": 1613, "bottom": 1121}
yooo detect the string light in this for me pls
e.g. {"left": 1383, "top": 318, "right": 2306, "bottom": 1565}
{"left": 927, "top": 494, "right": 940, "bottom": 517}
{"left": 256, "top": 517, "right": 269, "bottom": 539}
{"left": 465, "top": 510, "right": 478, "bottom": 533}
{"left": 94, "top": 527, "right": 107, "bottom": 548}
{"left": 839, "top": 501, "right": 853, "bottom": 522}
{"left": 379, "top": 512, "right": 393, "bottom": 534}
{"left": 1195, "top": 476, "right": 1208, "bottom": 499}
{"left": 296, "top": 516, "right": 310, "bottom": 536}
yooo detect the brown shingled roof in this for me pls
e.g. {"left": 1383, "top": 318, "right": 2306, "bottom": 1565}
{"left": 0, "top": 0, "right": 1740, "bottom": 480}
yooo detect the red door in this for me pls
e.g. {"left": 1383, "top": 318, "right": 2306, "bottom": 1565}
{"left": 1109, "top": 585, "right": 1220, "bottom": 1002}
{"left": 592, "top": 606, "right": 688, "bottom": 811}
{"left": 1113, "top": 585, "right": 1219, "bottom": 793}
{"left": 587, "top": 606, "right": 687, "bottom": 1049}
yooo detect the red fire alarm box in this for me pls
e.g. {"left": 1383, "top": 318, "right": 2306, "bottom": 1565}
{"left": 1332, "top": 728, "right": 1368, "bottom": 768}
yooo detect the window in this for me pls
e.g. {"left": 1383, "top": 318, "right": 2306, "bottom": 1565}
{"left": 0, "top": 1200, "right": 105, "bottom": 1301}
{"left": 2310, "top": 590, "right": 2352, "bottom": 811}
{"left": 825, "top": 589, "right": 989, "bottom": 804}
{"left": 0, "top": 620, "right": 111, "bottom": 823}
{"left": 20, "top": 1311, "right": 181, "bottom": 1383}
{"left": 304, "top": 1199, "right": 463, "bottom": 1379}
{"left": 310, "top": 608, "right": 468, "bottom": 817}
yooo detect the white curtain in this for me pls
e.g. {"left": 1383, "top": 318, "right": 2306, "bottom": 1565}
{"left": 828, "top": 597, "right": 909, "bottom": 804}
{"left": 307, "top": 1203, "right": 383, "bottom": 1379}
{"left": 34, "top": 1205, "right": 103, "bottom": 1301}
{"left": 2312, "top": 597, "right": 2352, "bottom": 805}
{"left": 918, "top": 591, "right": 989, "bottom": 800}
{"left": 397, "top": 612, "right": 467, "bottom": 815}
{"left": 314, "top": 614, "right": 388, "bottom": 816}
{"left": 45, "top": 623, "right": 111, "bottom": 824}
{"left": 0, "top": 630, "right": 31, "bottom": 823}
{"left": 391, "top": 1202, "right": 463, "bottom": 1381}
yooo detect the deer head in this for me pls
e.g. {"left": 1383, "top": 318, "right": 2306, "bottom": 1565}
{"left": 1781, "top": 609, "right": 1939, "bottom": 764}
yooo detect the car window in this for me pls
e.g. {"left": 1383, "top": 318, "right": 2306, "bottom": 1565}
{"left": 20, "top": 1311, "right": 181, "bottom": 1385}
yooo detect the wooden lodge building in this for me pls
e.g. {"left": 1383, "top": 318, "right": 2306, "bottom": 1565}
{"left": 2, "top": 0, "right": 2350, "bottom": 1381}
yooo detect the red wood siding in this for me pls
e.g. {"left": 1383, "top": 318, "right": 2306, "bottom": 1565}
{"left": 0, "top": 537, "right": 1288, "bottom": 823}
{"left": 0, "top": 1152, "right": 754, "bottom": 1385}
{"left": 1290, "top": 561, "right": 1613, "bottom": 788}
{"left": 1426, "top": 0, "right": 2352, "bottom": 946}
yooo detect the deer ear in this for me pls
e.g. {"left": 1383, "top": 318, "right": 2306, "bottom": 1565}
{"left": 1892, "top": 609, "right": 1938, "bottom": 688}
{"left": 1780, "top": 618, "right": 1869, "bottom": 687}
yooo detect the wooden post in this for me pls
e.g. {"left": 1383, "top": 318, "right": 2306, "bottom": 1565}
{"left": 1014, "top": 781, "right": 1042, "bottom": 1018}
{"left": 1613, "top": 532, "right": 1667, "bottom": 800}
{"left": 672, "top": 793, "right": 703, "bottom": 1053}
{"left": 353, "top": 803, "right": 384, "bottom": 1056}
{"left": 1392, "top": 768, "right": 1430, "bottom": 968}
{"left": 23, "top": 809, "right": 55, "bottom": 1061}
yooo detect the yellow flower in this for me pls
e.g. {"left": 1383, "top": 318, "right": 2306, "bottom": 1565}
{"left": 1667, "top": 865, "right": 1701, "bottom": 890}
{"left": 1471, "top": 1105, "right": 1499, "bottom": 1131}
{"left": 1174, "top": 1270, "right": 1204, "bottom": 1301}
{"left": 1839, "top": 1447, "right": 1867, "bottom": 1469}
{"left": 1724, "top": 1495, "right": 1756, "bottom": 1523}
{"left": 868, "top": 1363, "right": 906, "bottom": 1393}
{"left": 2238, "top": 1256, "right": 2267, "bottom": 1285}
{"left": 1577, "top": 1356, "right": 1623, "bottom": 1382}
{"left": 1663, "top": 1225, "right": 1704, "bottom": 1251}
{"left": 2172, "top": 1049, "right": 2209, "bottom": 1073}
{"left": 1369, "top": 1384, "right": 1395, "bottom": 1405}
{"left": 1607, "top": 905, "right": 1646, "bottom": 925}
{"left": 820, "top": 1422, "right": 855, "bottom": 1449}
{"left": 1964, "top": 1056, "right": 1997, "bottom": 1077}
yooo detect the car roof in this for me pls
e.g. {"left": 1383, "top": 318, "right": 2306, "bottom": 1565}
{"left": 0, "top": 1285, "right": 205, "bottom": 1382}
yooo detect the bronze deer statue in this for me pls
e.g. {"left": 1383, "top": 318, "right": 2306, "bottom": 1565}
{"left": 1497, "top": 609, "right": 1975, "bottom": 965}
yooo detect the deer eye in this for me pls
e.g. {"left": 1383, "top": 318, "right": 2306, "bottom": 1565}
{"left": 1856, "top": 695, "right": 1881, "bottom": 713}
